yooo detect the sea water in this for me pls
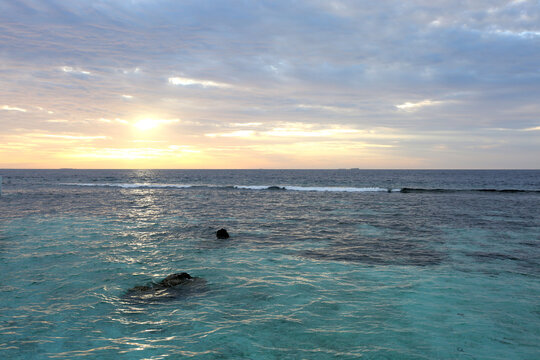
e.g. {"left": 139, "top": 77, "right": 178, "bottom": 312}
{"left": 0, "top": 169, "right": 539, "bottom": 359}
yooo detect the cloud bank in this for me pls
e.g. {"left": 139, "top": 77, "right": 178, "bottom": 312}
{"left": 0, "top": 0, "right": 539, "bottom": 168}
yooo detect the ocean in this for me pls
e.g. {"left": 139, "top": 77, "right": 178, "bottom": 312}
{"left": 0, "top": 169, "right": 539, "bottom": 359}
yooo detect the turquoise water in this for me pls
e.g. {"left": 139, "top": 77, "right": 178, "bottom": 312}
{"left": 1, "top": 170, "right": 539, "bottom": 359}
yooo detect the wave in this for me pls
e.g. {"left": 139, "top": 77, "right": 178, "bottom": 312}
{"left": 235, "top": 185, "right": 393, "bottom": 192}
{"left": 60, "top": 183, "right": 539, "bottom": 194}
{"left": 61, "top": 183, "right": 397, "bottom": 192}
{"left": 399, "top": 188, "right": 540, "bottom": 194}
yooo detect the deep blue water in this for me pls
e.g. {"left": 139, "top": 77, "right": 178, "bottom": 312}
{"left": 0, "top": 169, "right": 539, "bottom": 359}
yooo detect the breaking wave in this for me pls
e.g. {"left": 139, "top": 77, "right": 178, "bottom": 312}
{"left": 61, "top": 183, "right": 397, "bottom": 192}
{"left": 60, "top": 183, "right": 539, "bottom": 193}
{"left": 399, "top": 188, "right": 540, "bottom": 194}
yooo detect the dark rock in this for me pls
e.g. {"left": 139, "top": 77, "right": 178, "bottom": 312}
{"left": 158, "top": 272, "right": 192, "bottom": 287}
{"left": 130, "top": 285, "right": 152, "bottom": 292}
{"left": 216, "top": 228, "right": 230, "bottom": 239}
{"left": 123, "top": 272, "right": 205, "bottom": 302}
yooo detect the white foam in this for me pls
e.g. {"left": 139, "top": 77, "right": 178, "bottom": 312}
{"left": 283, "top": 186, "right": 390, "bottom": 192}
{"left": 234, "top": 185, "right": 271, "bottom": 190}
{"left": 235, "top": 185, "right": 393, "bottom": 192}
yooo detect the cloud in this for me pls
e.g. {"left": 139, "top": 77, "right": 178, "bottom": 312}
{"left": 61, "top": 66, "right": 91, "bottom": 75}
{"left": 205, "top": 124, "right": 362, "bottom": 139}
{"left": 64, "top": 145, "right": 201, "bottom": 160}
{"left": 168, "top": 77, "right": 232, "bottom": 88}
{"left": 396, "top": 100, "right": 443, "bottom": 111}
{"left": 121, "top": 67, "right": 141, "bottom": 75}
{"left": 27, "top": 133, "right": 108, "bottom": 141}
{"left": 491, "top": 29, "right": 540, "bottom": 39}
{"left": 296, "top": 104, "right": 354, "bottom": 114}
{"left": 35, "top": 106, "right": 54, "bottom": 114}
{"left": 98, "top": 118, "right": 129, "bottom": 125}
{"left": 46, "top": 119, "right": 69, "bottom": 123}
{"left": 205, "top": 130, "right": 255, "bottom": 138}
{"left": 1, "top": 0, "right": 539, "bottom": 168}
{"left": 2, "top": 105, "right": 27, "bottom": 112}
{"left": 263, "top": 127, "right": 359, "bottom": 138}
{"left": 231, "top": 122, "right": 263, "bottom": 127}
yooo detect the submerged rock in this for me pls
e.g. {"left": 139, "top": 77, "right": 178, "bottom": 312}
{"left": 123, "top": 272, "right": 206, "bottom": 302}
{"left": 216, "top": 228, "right": 230, "bottom": 239}
{"left": 158, "top": 272, "right": 192, "bottom": 287}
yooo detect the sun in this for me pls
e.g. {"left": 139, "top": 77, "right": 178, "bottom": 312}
{"left": 134, "top": 118, "right": 158, "bottom": 131}
{"left": 132, "top": 118, "right": 180, "bottom": 132}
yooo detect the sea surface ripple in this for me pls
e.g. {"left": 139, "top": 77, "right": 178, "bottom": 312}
{"left": 0, "top": 170, "right": 539, "bottom": 359}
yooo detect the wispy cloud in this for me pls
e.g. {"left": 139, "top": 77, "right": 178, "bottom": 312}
{"left": 2, "top": 105, "right": 27, "bottom": 112}
{"left": 264, "top": 127, "right": 359, "bottom": 138}
{"left": 205, "top": 130, "right": 256, "bottom": 138}
{"left": 27, "top": 133, "right": 108, "bottom": 141}
{"left": 61, "top": 66, "right": 91, "bottom": 75}
{"left": 487, "top": 126, "right": 540, "bottom": 132}
{"left": 45, "top": 119, "right": 69, "bottom": 123}
{"left": 97, "top": 118, "right": 129, "bottom": 125}
{"left": 231, "top": 122, "right": 263, "bottom": 127}
{"left": 296, "top": 104, "right": 355, "bottom": 113}
{"left": 396, "top": 100, "right": 443, "bottom": 111}
{"left": 36, "top": 106, "right": 54, "bottom": 114}
{"left": 65, "top": 145, "right": 200, "bottom": 160}
{"left": 490, "top": 29, "right": 540, "bottom": 39}
{"left": 168, "top": 77, "right": 232, "bottom": 88}
{"left": 121, "top": 67, "right": 141, "bottom": 75}
{"left": 205, "top": 125, "right": 362, "bottom": 139}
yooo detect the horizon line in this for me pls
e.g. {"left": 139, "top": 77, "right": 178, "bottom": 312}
{"left": 1, "top": 168, "right": 539, "bottom": 171}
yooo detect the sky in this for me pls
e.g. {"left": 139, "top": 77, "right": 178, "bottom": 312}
{"left": 0, "top": 0, "right": 539, "bottom": 169}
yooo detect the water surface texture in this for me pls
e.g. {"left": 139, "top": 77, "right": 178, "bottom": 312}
{"left": 1, "top": 170, "right": 539, "bottom": 359}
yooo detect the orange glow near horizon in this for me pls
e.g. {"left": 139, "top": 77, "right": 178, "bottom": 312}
{"left": 3, "top": 110, "right": 537, "bottom": 169}
{"left": 0, "top": 124, "right": 425, "bottom": 169}
{"left": 0, "top": 117, "right": 526, "bottom": 169}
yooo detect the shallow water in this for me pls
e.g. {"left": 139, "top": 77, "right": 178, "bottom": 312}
{"left": 1, "top": 170, "right": 539, "bottom": 359}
